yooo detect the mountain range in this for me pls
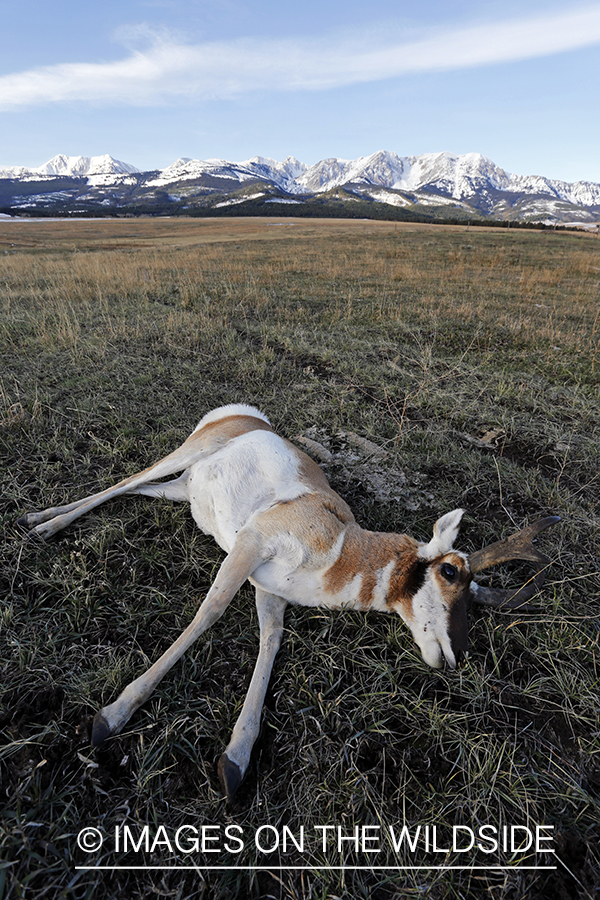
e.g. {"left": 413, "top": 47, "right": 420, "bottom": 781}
{"left": 1, "top": 150, "right": 599, "bottom": 225}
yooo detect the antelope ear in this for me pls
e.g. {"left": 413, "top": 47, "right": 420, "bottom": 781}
{"left": 420, "top": 509, "right": 465, "bottom": 559}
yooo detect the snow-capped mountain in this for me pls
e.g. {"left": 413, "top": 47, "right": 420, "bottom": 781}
{"left": 40, "top": 154, "right": 140, "bottom": 177}
{"left": 296, "top": 151, "right": 408, "bottom": 193}
{"left": 1, "top": 150, "right": 599, "bottom": 224}
{"left": 145, "top": 155, "right": 308, "bottom": 192}
{"left": 0, "top": 154, "right": 139, "bottom": 179}
{"left": 291, "top": 150, "right": 600, "bottom": 210}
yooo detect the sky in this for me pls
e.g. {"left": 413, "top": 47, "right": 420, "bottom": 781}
{"left": 1, "top": 0, "right": 599, "bottom": 184}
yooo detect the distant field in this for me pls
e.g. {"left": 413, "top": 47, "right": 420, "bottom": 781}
{"left": 0, "top": 215, "right": 517, "bottom": 251}
{"left": 1, "top": 217, "right": 598, "bottom": 900}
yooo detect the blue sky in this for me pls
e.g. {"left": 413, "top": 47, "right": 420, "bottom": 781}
{"left": 1, "top": 0, "right": 599, "bottom": 183}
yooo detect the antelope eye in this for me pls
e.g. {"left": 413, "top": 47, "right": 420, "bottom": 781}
{"left": 440, "top": 563, "right": 457, "bottom": 582}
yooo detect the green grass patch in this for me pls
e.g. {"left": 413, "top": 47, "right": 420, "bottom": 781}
{"left": 1, "top": 218, "right": 598, "bottom": 899}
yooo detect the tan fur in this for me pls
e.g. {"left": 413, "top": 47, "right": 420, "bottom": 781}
{"left": 324, "top": 526, "right": 420, "bottom": 614}
{"left": 257, "top": 491, "right": 353, "bottom": 557}
{"left": 185, "top": 413, "right": 274, "bottom": 448}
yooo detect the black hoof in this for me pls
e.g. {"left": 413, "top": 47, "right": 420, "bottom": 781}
{"left": 16, "top": 514, "right": 30, "bottom": 528}
{"left": 91, "top": 712, "right": 112, "bottom": 747}
{"left": 218, "top": 753, "right": 243, "bottom": 801}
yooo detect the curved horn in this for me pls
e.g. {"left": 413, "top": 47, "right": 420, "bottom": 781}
{"left": 469, "top": 516, "right": 560, "bottom": 573}
{"left": 468, "top": 516, "right": 560, "bottom": 611}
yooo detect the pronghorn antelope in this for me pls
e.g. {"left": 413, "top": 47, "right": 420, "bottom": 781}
{"left": 18, "top": 404, "right": 558, "bottom": 800}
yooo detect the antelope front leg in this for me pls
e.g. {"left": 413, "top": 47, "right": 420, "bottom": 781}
{"left": 218, "top": 589, "right": 287, "bottom": 801}
{"left": 91, "top": 531, "right": 267, "bottom": 746}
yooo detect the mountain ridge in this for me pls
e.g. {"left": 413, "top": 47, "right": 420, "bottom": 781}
{"left": 0, "top": 153, "right": 139, "bottom": 179}
{"left": 1, "top": 150, "right": 599, "bottom": 224}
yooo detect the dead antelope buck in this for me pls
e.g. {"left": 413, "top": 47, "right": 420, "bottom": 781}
{"left": 19, "top": 404, "right": 559, "bottom": 799}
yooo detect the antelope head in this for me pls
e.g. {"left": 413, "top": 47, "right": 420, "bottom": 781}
{"left": 406, "top": 510, "right": 560, "bottom": 670}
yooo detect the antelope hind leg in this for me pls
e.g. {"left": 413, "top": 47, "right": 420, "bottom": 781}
{"left": 17, "top": 443, "right": 209, "bottom": 540}
{"left": 218, "top": 589, "right": 287, "bottom": 800}
{"left": 18, "top": 494, "right": 108, "bottom": 531}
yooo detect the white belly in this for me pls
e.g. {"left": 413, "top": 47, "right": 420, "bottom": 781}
{"left": 185, "top": 428, "right": 365, "bottom": 611}
{"left": 186, "top": 430, "right": 305, "bottom": 552}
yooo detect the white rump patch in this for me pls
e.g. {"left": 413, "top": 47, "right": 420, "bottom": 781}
{"left": 192, "top": 404, "right": 270, "bottom": 434}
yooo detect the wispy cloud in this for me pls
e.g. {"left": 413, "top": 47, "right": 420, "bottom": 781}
{"left": 1, "top": 5, "right": 600, "bottom": 109}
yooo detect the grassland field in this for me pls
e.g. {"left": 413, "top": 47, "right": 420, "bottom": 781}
{"left": 0, "top": 216, "right": 599, "bottom": 900}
